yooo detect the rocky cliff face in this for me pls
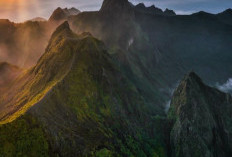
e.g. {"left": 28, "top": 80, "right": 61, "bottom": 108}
{"left": 49, "top": 7, "right": 80, "bottom": 22}
{"left": 134, "top": 3, "right": 176, "bottom": 16}
{"left": 168, "top": 72, "right": 232, "bottom": 157}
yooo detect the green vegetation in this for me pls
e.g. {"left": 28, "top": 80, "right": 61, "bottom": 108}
{"left": 168, "top": 72, "right": 232, "bottom": 157}
{"left": 0, "top": 115, "right": 49, "bottom": 157}
{"left": 0, "top": 21, "right": 169, "bottom": 157}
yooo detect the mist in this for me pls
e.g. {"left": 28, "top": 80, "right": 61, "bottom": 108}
{"left": 0, "top": 20, "right": 59, "bottom": 68}
{"left": 216, "top": 78, "right": 232, "bottom": 94}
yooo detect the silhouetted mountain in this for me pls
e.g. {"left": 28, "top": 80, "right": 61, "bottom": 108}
{"left": 49, "top": 7, "right": 80, "bottom": 22}
{"left": 164, "top": 9, "right": 176, "bottom": 16}
{"left": 100, "top": 0, "right": 133, "bottom": 12}
{"left": 217, "top": 8, "right": 232, "bottom": 25}
{"left": 168, "top": 72, "right": 232, "bottom": 157}
{"left": 135, "top": 3, "right": 176, "bottom": 16}
{"left": 135, "top": 3, "right": 163, "bottom": 14}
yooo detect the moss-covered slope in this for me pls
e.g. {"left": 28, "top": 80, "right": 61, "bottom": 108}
{"left": 168, "top": 72, "right": 232, "bottom": 157}
{"left": 0, "top": 22, "right": 168, "bottom": 157}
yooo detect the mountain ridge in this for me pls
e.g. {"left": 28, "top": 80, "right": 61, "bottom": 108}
{"left": 0, "top": 21, "right": 167, "bottom": 156}
{"left": 168, "top": 72, "right": 232, "bottom": 157}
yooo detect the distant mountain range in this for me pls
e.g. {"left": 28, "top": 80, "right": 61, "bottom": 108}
{"left": 0, "top": 0, "right": 232, "bottom": 156}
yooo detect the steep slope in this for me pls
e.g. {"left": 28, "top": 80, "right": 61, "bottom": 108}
{"left": 69, "top": 0, "right": 232, "bottom": 113}
{"left": 0, "top": 22, "right": 168, "bottom": 157}
{"left": 70, "top": 0, "right": 170, "bottom": 112}
{"left": 168, "top": 72, "right": 232, "bottom": 157}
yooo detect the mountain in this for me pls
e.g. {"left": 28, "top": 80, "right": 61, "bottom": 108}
{"left": 164, "top": 9, "right": 176, "bottom": 16}
{"left": 69, "top": 0, "right": 232, "bottom": 111}
{"left": 168, "top": 72, "right": 232, "bottom": 157}
{"left": 134, "top": 3, "right": 176, "bottom": 16}
{"left": 0, "top": 22, "right": 167, "bottom": 156}
{"left": 135, "top": 4, "right": 163, "bottom": 15}
{"left": 0, "top": 0, "right": 232, "bottom": 156}
{"left": 217, "top": 9, "right": 232, "bottom": 25}
{"left": 0, "top": 20, "right": 56, "bottom": 68}
{"left": 49, "top": 7, "right": 81, "bottom": 22}
{"left": 0, "top": 7, "right": 81, "bottom": 69}
{"left": 100, "top": 0, "right": 133, "bottom": 12}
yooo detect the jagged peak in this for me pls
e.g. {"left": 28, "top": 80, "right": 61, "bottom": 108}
{"left": 192, "top": 11, "right": 214, "bottom": 17}
{"left": 135, "top": 3, "right": 146, "bottom": 8}
{"left": 164, "top": 8, "right": 176, "bottom": 16}
{"left": 168, "top": 72, "right": 205, "bottom": 115}
{"left": 182, "top": 71, "right": 203, "bottom": 86}
{"left": 56, "top": 21, "right": 70, "bottom": 30}
{"left": 49, "top": 7, "right": 67, "bottom": 21}
{"left": 100, "top": 0, "right": 133, "bottom": 12}
{"left": 49, "top": 7, "right": 80, "bottom": 21}
{"left": 135, "top": 3, "right": 176, "bottom": 16}
{"left": 51, "top": 21, "right": 72, "bottom": 38}
{"left": 171, "top": 71, "right": 205, "bottom": 97}
{"left": 149, "top": 5, "right": 156, "bottom": 8}
{"left": 218, "top": 8, "right": 232, "bottom": 15}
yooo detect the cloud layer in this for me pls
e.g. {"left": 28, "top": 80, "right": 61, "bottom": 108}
{"left": 217, "top": 78, "right": 232, "bottom": 94}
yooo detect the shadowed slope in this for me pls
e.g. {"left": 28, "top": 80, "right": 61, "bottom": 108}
{"left": 168, "top": 72, "right": 232, "bottom": 157}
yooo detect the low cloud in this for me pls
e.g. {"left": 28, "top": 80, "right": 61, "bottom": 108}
{"left": 216, "top": 78, "right": 232, "bottom": 94}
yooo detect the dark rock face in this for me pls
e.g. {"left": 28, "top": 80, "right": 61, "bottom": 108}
{"left": 164, "top": 9, "right": 176, "bottom": 16}
{"left": 100, "top": 0, "right": 132, "bottom": 12}
{"left": 134, "top": 3, "right": 176, "bottom": 16}
{"left": 168, "top": 72, "right": 232, "bottom": 157}
{"left": 49, "top": 7, "right": 80, "bottom": 21}
{"left": 49, "top": 7, "right": 67, "bottom": 21}
{"left": 217, "top": 9, "right": 232, "bottom": 25}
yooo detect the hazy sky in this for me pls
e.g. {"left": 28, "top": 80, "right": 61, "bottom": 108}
{"left": 0, "top": 0, "right": 231, "bottom": 22}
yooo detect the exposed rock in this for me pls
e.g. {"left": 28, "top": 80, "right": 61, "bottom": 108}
{"left": 168, "top": 72, "right": 232, "bottom": 157}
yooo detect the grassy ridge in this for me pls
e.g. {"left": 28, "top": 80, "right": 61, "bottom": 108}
{"left": 0, "top": 22, "right": 168, "bottom": 156}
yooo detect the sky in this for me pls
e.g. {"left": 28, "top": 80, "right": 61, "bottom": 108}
{"left": 0, "top": 0, "right": 231, "bottom": 22}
